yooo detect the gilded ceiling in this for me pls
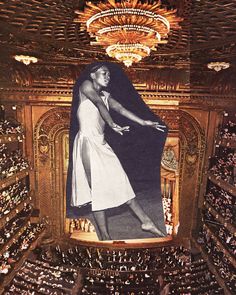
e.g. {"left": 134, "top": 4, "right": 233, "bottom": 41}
{"left": 0, "top": 0, "right": 236, "bottom": 68}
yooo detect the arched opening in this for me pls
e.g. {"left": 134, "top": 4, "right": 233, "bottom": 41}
{"left": 34, "top": 107, "right": 205, "bottom": 241}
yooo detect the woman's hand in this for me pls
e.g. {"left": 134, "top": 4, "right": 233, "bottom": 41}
{"left": 143, "top": 120, "right": 166, "bottom": 132}
{"left": 111, "top": 123, "right": 130, "bottom": 135}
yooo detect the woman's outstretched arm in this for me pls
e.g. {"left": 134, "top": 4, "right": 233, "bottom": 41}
{"left": 80, "top": 81, "right": 129, "bottom": 135}
{"left": 108, "top": 96, "right": 166, "bottom": 132}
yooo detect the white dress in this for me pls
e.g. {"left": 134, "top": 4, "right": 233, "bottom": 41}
{"left": 71, "top": 90, "right": 135, "bottom": 211}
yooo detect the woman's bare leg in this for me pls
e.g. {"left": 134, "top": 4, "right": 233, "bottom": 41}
{"left": 81, "top": 140, "right": 110, "bottom": 240}
{"left": 93, "top": 210, "right": 111, "bottom": 240}
{"left": 126, "top": 198, "right": 165, "bottom": 237}
{"left": 81, "top": 138, "right": 91, "bottom": 188}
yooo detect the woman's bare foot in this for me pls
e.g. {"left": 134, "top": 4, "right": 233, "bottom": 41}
{"left": 141, "top": 222, "right": 166, "bottom": 237}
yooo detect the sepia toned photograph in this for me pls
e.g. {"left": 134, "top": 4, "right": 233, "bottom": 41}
{"left": 0, "top": 0, "right": 235, "bottom": 294}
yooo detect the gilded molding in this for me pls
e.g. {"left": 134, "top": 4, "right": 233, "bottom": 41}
{"left": 162, "top": 147, "right": 178, "bottom": 172}
{"left": 34, "top": 107, "right": 70, "bottom": 164}
{"left": 180, "top": 111, "right": 205, "bottom": 176}
{"left": 0, "top": 87, "right": 235, "bottom": 110}
{"left": 34, "top": 107, "right": 71, "bottom": 237}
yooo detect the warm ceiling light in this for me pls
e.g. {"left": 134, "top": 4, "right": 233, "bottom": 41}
{"left": 14, "top": 55, "right": 38, "bottom": 65}
{"left": 207, "top": 61, "right": 230, "bottom": 72}
{"left": 75, "top": 0, "right": 182, "bottom": 67}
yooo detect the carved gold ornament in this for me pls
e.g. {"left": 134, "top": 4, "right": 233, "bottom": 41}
{"left": 14, "top": 55, "right": 38, "bottom": 65}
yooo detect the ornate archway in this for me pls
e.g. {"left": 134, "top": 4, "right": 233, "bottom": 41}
{"left": 34, "top": 107, "right": 70, "bottom": 237}
{"left": 153, "top": 109, "right": 206, "bottom": 236}
{"left": 34, "top": 107, "right": 205, "bottom": 239}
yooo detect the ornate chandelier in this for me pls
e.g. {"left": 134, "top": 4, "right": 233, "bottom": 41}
{"left": 207, "top": 61, "right": 230, "bottom": 72}
{"left": 75, "top": 0, "right": 182, "bottom": 67}
{"left": 14, "top": 55, "right": 38, "bottom": 65}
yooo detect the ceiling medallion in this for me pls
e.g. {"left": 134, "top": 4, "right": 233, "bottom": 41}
{"left": 75, "top": 0, "right": 182, "bottom": 67}
{"left": 14, "top": 55, "right": 38, "bottom": 65}
{"left": 207, "top": 61, "right": 230, "bottom": 72}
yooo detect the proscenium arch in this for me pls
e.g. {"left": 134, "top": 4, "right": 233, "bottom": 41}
{"left": 34, "top": 107, "right": 70, "bottom": 237}
{"left": 179, "top": 110, "right": 206, "bottom": 236}
{"left": 34, "top": 106, "right": 205, "bottom": 239}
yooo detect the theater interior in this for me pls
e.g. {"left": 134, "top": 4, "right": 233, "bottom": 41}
{"left": 0, "top": 0, "right": 235, "bottom": 294}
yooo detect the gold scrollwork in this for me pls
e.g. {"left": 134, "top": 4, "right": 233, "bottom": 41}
{"left": 162, "top": 146, "right": 178, "bottom": 171}
{"left": 38, "top": 134, "right": 50, "bottom": 163}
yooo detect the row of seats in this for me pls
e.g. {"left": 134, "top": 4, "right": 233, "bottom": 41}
{"left": 219, "top": 120, "right": 236, "bottom": 140}
{"left": 202, "top": 209, "right": 235, "bottom": 256}
{"left": 4, "top": 259, "right": 79, "bottom": 295}
{"left": 164, "top": 258, "right": 224, "bottom": 295}
{"left": 0, "top": 117, "right": 48, "bottom": 294}
{"left": 0, "top": 181, "right": 29, "bottom": 218}
{"left": 52, "top": 245, "right": 190, "bottom": 271}
{"left": 0, "top": 144, "right": 29, "bottom": 179}
{"left": 197, "top": 225, "right": 235, "bottom": 293}
{"left": 0, "top": 223, "right": 45, "bottom": 280}
{"left": 0, "top": 204, "right": 32, "bottom": 247}
{"left": 9, "top": 243, "right": 222, "bottom": 295}
{"left": 0, "top": 119, "right": 23, "bottom": 135}
{"left": 199, "top": 120, "right": 236, "bottom": 294}
{"left": 81, "top": 270, "right": 162, "bottom": 295}
{"left": 209, "top": 146, "right": 235, "bottom": 186}
{"left": 204, "top": 182, "right": 235, "bottom": 224}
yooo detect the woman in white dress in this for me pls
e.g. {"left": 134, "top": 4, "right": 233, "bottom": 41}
{"left": 70, "top": 64, "right": 166, "bottom": 240}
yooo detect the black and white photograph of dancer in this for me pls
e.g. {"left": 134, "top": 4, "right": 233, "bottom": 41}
{"left": 67, "top": 62, "right": 168, "bottom": 241}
